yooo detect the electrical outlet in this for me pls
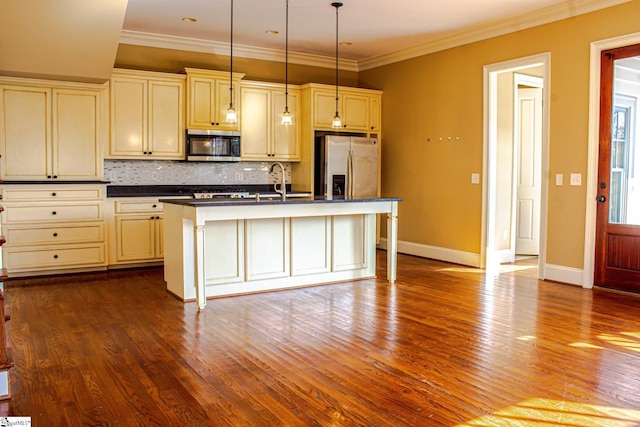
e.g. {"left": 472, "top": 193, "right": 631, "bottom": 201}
{"left": 152, "top": 171, "right": 158, "bottom": 180}
{"left": 235, "top": 172, "right": 244, "bottom": 181}
{"left": 471, "top": 173, "right": 480, "bottom": 184}
{"left": 570, "top": 173, "right": 581, "bottom": 186}
{"left": 555, "top": 174, "right": 563, "bottom": 186}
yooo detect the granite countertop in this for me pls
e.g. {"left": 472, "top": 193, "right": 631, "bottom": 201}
{"left": 107, "top": 184, "right": 288, "bottom": 197}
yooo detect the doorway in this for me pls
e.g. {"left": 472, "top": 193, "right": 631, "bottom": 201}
{"left": 482, "top": 54, "right": 550, "bottom": 275}
{"left": 594, "top": 44, "right": 640, "bottom": 292}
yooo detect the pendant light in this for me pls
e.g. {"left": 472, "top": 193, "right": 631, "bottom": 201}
{"left": 225, "top": 0, "right": 237, "bottom": 123}
{"left": 281, "top": 0, "right": 292, "bottom": 125}
{"left": 331, "top": 2, "right": 343, "bottom": 129}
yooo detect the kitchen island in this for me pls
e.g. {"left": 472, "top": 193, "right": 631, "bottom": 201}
{"left": 161, "top": 196, "right": 400, "bottom": 309}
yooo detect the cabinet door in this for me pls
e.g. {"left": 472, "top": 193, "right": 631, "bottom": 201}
{"left": 53, "top": 89, "right": 103, "bottom": 180}
{"left": 343, "top": 93, "right": 369, "bottom": 131}
{"left": 291, "top": 216, "right": 330, "bottom": 276}
{"left": 240, "top": 87, "right": 270, "bottom": 160}
{"left": 0, "top": 85, "right": 51, "bottom": 180}
{"left": 188, "top": 77, "right": 216, "bottom": 129}
{"left": 204, "top": 220, "right": 244, "bottom": 284}
{"left": 148, "top": 80, "right": 184, "bottom": 159}
{"left": 154, "top": 216, "right": 164, "bottom": 258}
{"left": 115, "top": 215, "right": 156, "bottom": 261}
{"left": 369, "top": 95, "right": 381, "bottom": 132}
{"left": 313, "top": 90, "right": 338, "bottom": 129}
{"left": 272, "top": 90, "right": 300, "bottom": 161}
{"left": 110, "top": 77, "right": 147, "bottom": 157}
{"left": 245, "top": 217, "right": 290, "bottom": 281}
{"left": 215, "top": 79, "right": 239, "bottom": 131}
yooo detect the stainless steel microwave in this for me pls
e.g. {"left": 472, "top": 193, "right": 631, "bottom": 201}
{"left": 186, "top": 129, "right": 241, "bottom": 162}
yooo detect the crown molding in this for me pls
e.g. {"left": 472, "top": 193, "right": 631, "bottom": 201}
{"left": 358, "top": 0, "right": 632, "bottom": 70}
{"left": 120, "top": 30, "right": 359, "bottom": 72}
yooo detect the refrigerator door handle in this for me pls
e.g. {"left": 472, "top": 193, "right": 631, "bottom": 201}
{"left": 347, "top": 149, "right": 353, "bottom": 198}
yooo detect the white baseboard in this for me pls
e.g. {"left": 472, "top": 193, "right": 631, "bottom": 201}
{"left": 543, "top": 264, "right": 584, "bottom": 287}
{"left": 379, "top": 239, "right": 586, "bottom": 287}
{"left": 378, "top": 238, "right": 481, "bottom": 267}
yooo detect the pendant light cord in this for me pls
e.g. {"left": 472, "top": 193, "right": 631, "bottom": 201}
{"left": 285, "top": 0, "right": 289, "bottom": 110}
{"left": 333, "top": 2, "right": 340, "bottom": 117}
{"left": 229, "top": 0, "right": 234, "bottom": 109}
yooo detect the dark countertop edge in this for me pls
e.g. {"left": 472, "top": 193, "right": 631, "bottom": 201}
{"left": 159, "top": 197, "right": 402, "bottom": 207}
{"left": 106, "top": 184, "right": 289, "bottom": 197}
{"left": 1, "top": 181, "right": 110, "bottom": 185}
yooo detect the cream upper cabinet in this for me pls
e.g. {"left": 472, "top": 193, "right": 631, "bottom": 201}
{"left": 0, "top": 81, "right": 106, "bottom": 181}
{"left": 184, "top": 68, "right": 244, "bottom": 131}
{"left": 240, "top": 82, "right": 300, "bottom": 161}
{"left": 307, "top": 84, "right": 381, "bottom": 133}
{"left": 109, "top": 69, "right": 185, "bottom": 160}
{"left": 369, "top": 95, "right": 382, "bottom": 133}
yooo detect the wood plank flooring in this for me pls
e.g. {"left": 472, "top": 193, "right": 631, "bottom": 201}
{"left": 3, "top": 252, "right": 640, "bottom": 425}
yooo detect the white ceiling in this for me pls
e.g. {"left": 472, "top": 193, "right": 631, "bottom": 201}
{"left": 122, "top": 0, "right": 630, "bottom": 70}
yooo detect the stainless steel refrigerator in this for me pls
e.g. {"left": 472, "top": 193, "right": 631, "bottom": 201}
{"left": 315, "top": 135, "right": 378, "bottom": 199}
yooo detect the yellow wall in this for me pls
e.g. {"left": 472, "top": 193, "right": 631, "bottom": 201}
{"left": 359, "top": 0, "right": 640, "bottom": 268}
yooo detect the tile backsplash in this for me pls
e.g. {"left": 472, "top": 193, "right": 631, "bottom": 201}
{"left": 104, "top": 160, "right": 290, "bottom": 186}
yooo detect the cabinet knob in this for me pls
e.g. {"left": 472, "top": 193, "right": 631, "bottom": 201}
{"left": 156, "top": 216, "right": 160, "bottom": 220}
{"left": 53, "top": 233, "right": 58, "bottom": 237}
{"left": 143, "top": 151, "right": 148, "bottom": 155}
{"left": 53, "top": 175, "right": 58, "bottom": 179}
{"left": 52, "top": 211, "right": 57, "bottom": 215}
{"left": 150, "top": 216, "right": 155, "bottom": 220}
{"left": 53, "top": 255, "right": 58, "bottom": 259}
{"left": 148, "top": 151, "right": 152, "bottom": 155}
{"left": 152, "top": 204, "right": 157, "bottom": 208}
{"left": 47, "top": 175, "right": 52, "bottom": 179}
{"left": 51, "top": 192, "right": 57, "bottom": 196}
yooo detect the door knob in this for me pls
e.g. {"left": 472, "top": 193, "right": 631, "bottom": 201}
{"left": 598, "top": 195, "right": 606, "bottom": 202}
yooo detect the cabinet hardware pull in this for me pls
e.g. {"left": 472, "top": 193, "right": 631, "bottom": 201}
{"left": 150, "top": 216, "right": 155, "bottom": 220}
{"left": 47, "top": 175, "right": 52, "bottom": 179}
{"left": 149, "top": 152, "right": 152, "bottom": 155}
{"left": 52, "top": 211, "right": 57, "bottom": 215}
{"left": 143, "top": 151, "right": 148, "bottom": 154}
{"left": 152, "top": 204, "right": 157, "bottom": 208}
{"left": 51, "top": 192, "right": 57, "bottom": 196}
{"left": 53, "top": 233, "right": 58, "bottom": 237}
{"left": 53, "top": 255, "right": 58, "bottom": 259}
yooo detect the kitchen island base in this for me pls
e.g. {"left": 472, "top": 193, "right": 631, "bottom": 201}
{"left": 162, "top": 198, "right": 399, "bottom": 309}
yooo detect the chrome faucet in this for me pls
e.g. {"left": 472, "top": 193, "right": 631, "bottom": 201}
{"left": 270, "top": 162, "right": 287, "bottom": 200}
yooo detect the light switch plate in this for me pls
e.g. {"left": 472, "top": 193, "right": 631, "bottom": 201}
{"left": 555, "top": 174, "right": 563, "bottom": 186}
{"left": 570, "top": 173, "right": 582, "bottom": 186}
{"left": 471, "top": 173, "right": 480, "bottom": 184}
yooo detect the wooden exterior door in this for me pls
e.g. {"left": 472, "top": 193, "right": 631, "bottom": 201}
{"left": 595, "top": 44, "right": 640, "bottom": 291}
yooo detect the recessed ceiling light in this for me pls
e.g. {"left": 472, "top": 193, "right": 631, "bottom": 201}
{"left": 182, "top": 17, "right": 197, "bottom": 23}
{"left": 339, "top": 41, "right": 352, "bottom": 46}
{"left": 265, "top": 30, "right": 280, "bottom": 35}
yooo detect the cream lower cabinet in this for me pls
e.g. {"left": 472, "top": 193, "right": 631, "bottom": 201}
{"left": 109, "top": 198, "right": 164, "bottom": 264}
{"left": 0, "top": 80, "right": 107, "bottom": 181}
{"left": 0, "top": 184, "right": 107, "bottom": 276}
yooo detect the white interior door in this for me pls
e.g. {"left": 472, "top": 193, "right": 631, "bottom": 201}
{"left": 515, "top": 86, "right": 543, "bottom": 255}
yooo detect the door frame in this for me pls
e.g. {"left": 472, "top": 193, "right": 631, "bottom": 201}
{"left": 584, "top": 31, "right": 640, "bottom": 289}
{"left": 482, "top": 53, "right": 550, "bottom": 275}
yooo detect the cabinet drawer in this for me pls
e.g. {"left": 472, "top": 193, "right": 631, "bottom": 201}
{"left": 4, "top": 244, "right": 106, "bottom": 270}
{"left": 3, "top": 203, "right": 103, "bottom": 224}
{"left": 115, "top": 200, "right": 163, "bottom": 213}
{"left": 4, "top": 224, "right": 104, "bottom": 246}
{"left": 1, "top": 187, "right": 103, "bottom": 202}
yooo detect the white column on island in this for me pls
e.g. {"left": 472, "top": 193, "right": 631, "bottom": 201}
{"left": 194, "top": 224, "right": 207, "bottom": 309}
{"left": 387, "top": 202, "right": 399, "bottom": 284}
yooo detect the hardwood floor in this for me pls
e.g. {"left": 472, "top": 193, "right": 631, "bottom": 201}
{"left": 3, "top": 252, "right": 640, "bottom": 425}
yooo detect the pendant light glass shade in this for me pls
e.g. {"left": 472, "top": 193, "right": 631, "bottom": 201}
{"left": 331, "top": 2, "right": 342, "bottom": 129}
{"left": 226, "top": 0, "right": 237, "bottom": 123}
{"left": 281, "top": 0, "right": 292, "bottom": 125}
